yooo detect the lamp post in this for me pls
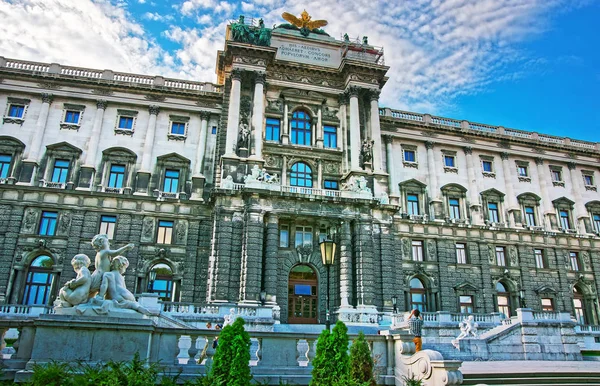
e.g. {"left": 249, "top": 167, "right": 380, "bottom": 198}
{"left": 519, "top": 289, "right": 527, "bottom": 308}
{"left": 392, "top": 295, "right": 398, "bottom": 314}
{"left": 148, "top": 270, "right": 157, "bottom": 292}
{"left": 320, "top": 238, "right": 337, "bottom": 331}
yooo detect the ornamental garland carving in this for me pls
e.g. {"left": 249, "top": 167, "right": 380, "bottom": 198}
{"left": 266, "top": 99, "right": 284, "bottom": 113}
{"left": 271, "top": 72, "right": 344, "bottom": 88}
{"left": 322, "top": 105, "right": 339, "bottom": 120}
{"left": 142, "top": 217, "right": 155, "bottom": 242}
{"left": 401, "top": 238, "right": 410, "bottom": 258}
{"left": 233, "top": 56, "right": 267, "bottom": 67}
{"left": 427, "top": 240, "right": 436, "bottom": 261}
{"left": 323, "top": 161, "right": 340, "bottom": 174}
{"left": 92, "top": 88, "right": 114, "bottom": 96}
{"left": 23, "top": 208, "right": 39, "bottom": 233}
{"left": 509, "top": 246, "right": 518, "bottom": 266}
{"left": 264, "top": 154, "right": 283, "bottom": 168}
{"left": 59, "top": 212, "right": 71, "bottom": 234}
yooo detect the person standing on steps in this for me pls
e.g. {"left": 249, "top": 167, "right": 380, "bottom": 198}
{"left": 407, "top": 309, "right": 424, "bottom": 352}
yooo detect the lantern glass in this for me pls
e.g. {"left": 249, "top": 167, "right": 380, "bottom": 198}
{"left": 320, "top": 240, "right": 336, "bottom": 266}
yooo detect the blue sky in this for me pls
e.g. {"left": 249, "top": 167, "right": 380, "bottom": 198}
{"left": 0, "top": 0, "right": 598, "bottom": 142}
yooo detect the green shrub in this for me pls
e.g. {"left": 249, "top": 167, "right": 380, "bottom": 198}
{"left": 402, "top": 374, "right": 423, "bottom": 386}
{"left": 210, "top": 317, "right": 252, "bottom": 386}
{"left": 310, "top": 321, "right": 350, "bottom": 386}
{"left": 30, "top": 361, "right": 74, "bottom": 386}
{"left": 349, "top": 331, "right": 375, "bottom": 386}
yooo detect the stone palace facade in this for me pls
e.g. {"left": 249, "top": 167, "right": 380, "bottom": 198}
{"left": 1, "top": 16, "right": 599, "bottom": 327}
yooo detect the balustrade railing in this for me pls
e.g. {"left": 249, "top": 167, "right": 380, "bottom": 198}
{"left": 160, "top": 302, "right": 275, "bottom": 321}
{"left": 60, "top": 66, "right": 103, "bottom": 78}
{"left": 0, "top": 304, "right": 54, "bottom": 317}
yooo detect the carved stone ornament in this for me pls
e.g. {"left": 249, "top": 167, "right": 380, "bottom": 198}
{"left": 59, "top": 212, "right": 71, "bottom": 233}
{"left": 509, "top": 246, "right": 518, "bottom": 266}
{"left": 23, "top": 208, "right": 39, "bottom": 233}
{"left": 96, "top": 100, "right": 108, "bottom": 110}
{"left": 488, "top": 245, "right": 495, "bottom": 264}
{"left": 176, "top": 221, "right": 188, "bottom": 243}
{"left": 148, "top": 105, "right": 160, "bottom": 115}
{"left": 264, "top": 154, "right": 282, "bottom": 168}
{"left": 266, "top": 99, "right": 284, "bottom": 113}
{"left": 240, "top": 96, "right": 252, "bottom": 122}
{"left": 427, "top": 240, "right": 436, "bottom": 260}
{"left": 145, "top": 94, "right": 166, "bottom": 102}
{"left": 41, "top": 93, "right": 54, "bottom": 104}
{"left": 142, "top": 217, "right": 155, "bottom": 239}
{"left": 38, "top": 82, "right": 62, "bottom": 90}
{"left": 402, "top": 238, "right": 410, "bottom": 257}
{"left": 92, "top": 88, "right": 114, "bottom": 96}
{"left": 360, "top": 139, "right": 374, "bottom": 167}
{"left": 296, "top": 243, "right": 313, "bottom": 262}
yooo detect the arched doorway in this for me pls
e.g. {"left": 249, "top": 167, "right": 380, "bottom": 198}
{"left": 409, "top": 277, "right": 427, "bottom": 312}
{"left": 496, "top": 282, "right": 511, "bottom": 318}
{"left": 288, "top": 265, "right": 318, "bottom": 324}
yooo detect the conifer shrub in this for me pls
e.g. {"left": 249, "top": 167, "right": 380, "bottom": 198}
{"left": 310, "top": 321, "right": 350, "bottom": 386}
{"left": 349, "top": 331, "right": 376, "bottom": 386}
{"left": 209, "top": 317, "right": 252, "bottom": 386}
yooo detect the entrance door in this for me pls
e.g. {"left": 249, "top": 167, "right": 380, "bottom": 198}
{"left": 288, "top": 265, "right": 318, "bottom": 324}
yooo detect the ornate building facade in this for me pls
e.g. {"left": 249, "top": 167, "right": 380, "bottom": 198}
{"left": 0, "top": 15, "right": 599, "bottom": 327}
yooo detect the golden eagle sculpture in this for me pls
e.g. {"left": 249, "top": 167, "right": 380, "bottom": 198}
{"left": 281, "top": 10, "right": 328, "bottom": 37}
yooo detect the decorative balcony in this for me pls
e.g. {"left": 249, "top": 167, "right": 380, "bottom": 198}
{"left": 40, "top": 180, "right": 66, "bottom": 189}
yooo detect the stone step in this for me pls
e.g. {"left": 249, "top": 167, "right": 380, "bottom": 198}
{"left": 463, "top": 373, "right": 600, "bottom": 386}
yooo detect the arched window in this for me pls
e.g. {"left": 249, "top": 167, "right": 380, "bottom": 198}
{"left": 291, "top": 110, "right": 312, "bottom": 146}
{"left": 496, "top": 282, "right": 510, "bottom": 318}
{"left": 148, "top": 263, "right": 174, "bottom": 301}
{"left": 22, "top": 255, "right": 55, "bottom": 305}
{"left": 290, "top": 162, "right": 313, "bottom": 188}
{"left": 573, "top": 286, "right": 586, "bottom": 324}
{"left": 410, "top": 278, "right": 427, "bottom": 312}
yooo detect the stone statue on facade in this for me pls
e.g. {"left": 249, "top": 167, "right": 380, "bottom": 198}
{"left": 379, "top": 191, "right": 389, "bottom": 205}
{"left": 237, "top": 122, "right": 251, "bottom": 150}
{"left": 222, "top": 175, "right": 235, "bottom": 189}
{"left": 244, "top": 165, "right": 261, "bottom": 183}
{"left": 223, "top": 308, "right": 236, "bottom": 327}
{"left": 55, "top": 254, "right": 92, "bottom": 308}
{"left": 451, "top": 315, "right": 478, "bottom": 349}
{"left": 360, "top": 139, "right": 374, "bottom": 166}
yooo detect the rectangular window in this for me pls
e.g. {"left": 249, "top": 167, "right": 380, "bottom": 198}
{"left": 51, "top": 159, "right": 70, "bottom": 183}
{"left": 488, "top": 202, "right": 499, "bottom": 223}
{"left": 593, "top": 214, "right": 600, "bottom": 232}
{"left": 570, "top": 252, "right": 580, "bottom": 271}
{"left": 444, "top": 155, "right": 455, "bottom": 168}
{"left": 482, "top": 160, "right": 493, "bottom": 172}
{"left": 412, "top": 240, "right": 424, "bottom": 262}
{"left": 171, "top": 122, "right": 186, "bottom": 135}
{"left": 157, "top": 220, "right": 174, "bottom": 244}
{"left": 295, "top": 226, "right": 313, "bottom": 247}
{"left": 460, "top": 295, "right": 474, "bottom": 313}
{"left": 265, "top": 118, "right": 280, "bottom": 142}
{"left": 211, "top": 126, "right": 217, "bottom": 134}
{"left": 279, "top": 225, "right": 289, "bottom": 248}
{"left": 551, "top": 170, "right": 562, "bottom": 182}
{"left": 583, "top": 174, "right": 594, "bottom": 186}
{"left": 323, "top": 125, "right": 337, "bottom": 148}
{"left": 64, "top": 110, "right": 80, "bottom": 124}
{"left": 534, "top": 249, "right": 545, "bottom": 269}
{"left": 407, "top": 194, "right": 419, "bottom": 215}
{"left": 163, "top": 169, "right": 179, "bottom": 193}
{"left": 495, "top": 246, "right": 506, "bottom": 266}
{"left": 541, "top": 298, "right": 554, "bottom": 312}
{"left": 404, "top": 150, "right": 416, "bottom": 163}
{"left": 108, "top": 164, "right": 125, "bottom": 188}
{"left": 118, "top": 116, "right": 134, "bottom": 130}
{"left": 559, "top": 210, "right": 571, "bottom": 229}
{"left": 517, "top": 165, "right": 528, "bottom": 177}
{"left": 456, "top": 243, "right": 467, "bottom": 264}
{"left": 8, "top": 104, "right": 25, "bottom": 118}
{"left": 39, "top": 211, "right": 58, "bottom": 236}
{"left": 0, "top": 154, "right": 12, "bottom": 179}
{"left": 449, "top": 198, "right": 460, "bottom": 219}
{"left": 99, "top": 215, "right": 117, "bottom": 240}
{"left": 524, "top": 206, "right": 536, "bottom": 226}
{"left": 323, "top": 180, "right": 339, "bottom": 190}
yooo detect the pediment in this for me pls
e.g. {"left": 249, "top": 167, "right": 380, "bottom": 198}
{"left": 534, "top": 285, "right": 557, "bottom": 294}
{"left": 46, "top": 141, "right": 82, "bottom": 155}
{"left": 0, "top": 136, "right": 25, "bottom": 151}
{"left": 552, "top": 196, "right": 575, "bottom": 206}
{"left": 157, "top": 152, "right": 191, "bottom": 165}
{"left": 441, "top": 183, "right": 467, "bottom": 194}
{"left": 517, "top": 192, "right": 541, "bottom": 202}
{"left": 102, "top": 147, "right": 137, "bottom": 160}
{"left": 480, "top": 188, "right": 505, "bottom": 197}
{"left": 454, "top": 281, "right": 478, "bottom": 292}
{"left": 399, "top": 178, "right": 427, "bottom": 189}
{"left": 280, "top": 88, "right": 326, "bottom": 104}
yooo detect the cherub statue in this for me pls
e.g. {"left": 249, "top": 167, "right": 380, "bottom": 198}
{"left": 56, "top": 254, "right": 92, "bottom": 307}
{"left": 89, "top": 234, "right": 134, "bottom": 298}
{"left": 223, "top": 308, "right": 236, "bottom": 327}
{"left": 222, "top": 175, "right": 235, "bottom": 189}
{"left": 457, "top": 315, "right": 478, "bottom": 339}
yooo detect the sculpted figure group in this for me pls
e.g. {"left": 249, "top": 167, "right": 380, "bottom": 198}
{"left": 55, "top": 234, "right": 151, "bottom": 315}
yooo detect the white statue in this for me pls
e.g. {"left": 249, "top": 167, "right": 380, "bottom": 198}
{"left": 356, "top": 176, "right": 371, "bottom": 193}
{"left": 451, "top": 315, "right": 478, "bottom": 349}
{"left": 222, "top": 175, "right": 235, "bottom": 189}
{"left": 55, "top": 254, "right": 92, "bottom": 307}
{"left": 244, "top": 165, "right": 261, "bottom": 183}
{"left": 89, "top": 234, "right": 134, "bottom": 299}
{"left": 223, "top": 308, "right": 236, "bottom": 327}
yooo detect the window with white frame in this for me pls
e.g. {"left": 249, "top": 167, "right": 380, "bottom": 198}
{"left": 99, "top": 215, "right": 117, "bottom": 239}
{"left": 39, "top": 211, "right": 58, "bottom": 236}
{"left": 549, "top": 165, "right": 564, "bottom": 187}
{"left": 534, "top": 249, "right": 546, "bottom": 269}
{"left": 157, "top": 220, "right": 174, "bottom": 244}
{"left": 480, "top": 156, "right": 495, "bottom": 177}
{"left": 0, "top": 154, "right": 12, "bottom": 180}
{"left": 559, "top": 209, "right": 571, "bottom": 230}
{"left": 99, "top": 147, "right": 137, "bottom": 192}
{"left": 593, "top": 214, "right": 600, "bottom": 233}
{"left": 401, "top": 145, "right": 418, "bottom": 168}
{"left": 60, "top": 103, "right": 85, "bottom": 130}
{"left": 115, "top": 109, "right": 138, "bottom": 135}
{"left": 155, "top": 153, "right": 190, "bottom": 197}
{"left": 553, "top": 197, "right": 575, "bottom": 231}
{"left": 459, "top": 295, "right": 474, "bottom": 313}
{"left": 524, "top": 206, "right": 536, "bottom": 226}
{"left": 456, "top": 243, "right": 467, "bottom": 264}
{"left": 407, "top": 194, "right": 419, "bottom": 215}
{"left": 495, "top": 246, "right": 506, "bottom": 266}
{"left": 488, "top": 202, "right": 500, "bottom": 223}
{"left": 449, "top": 198, "right": 461, "bottom": 219}
{"left": 442, "top": 150, "right": 458, "bottom": 173}
{"left": 569, "top": 251, "right": 580, "bottom": 271}
{"left": 400, "top": 179, "right": 427, "bottom": 217}
{"left": 265, "top": 118, "right": 280, "bottom": 142}
{"left": 294, "top": 226, "right": 313, "bottom": 247}
{"left": 279, "top": 224, "right": 289, "bottom": 248}
{"left": 441, "top": 183, "right": 467, "bottom": 222}
{"left": 583, "top": 171, "right": 596, "bottom": 191}
{"left": 412, "top": 240, "right": 424, "bottom": 261}
{"left": 323, "top": 125, "right": 337, "bottom": 148}
{"left": 481, "top": 189, "right": 505, "bottom": 225}
{"left": 168, "top": 115, "right": 190, "bottom": 140}
{"left": 516, "top": 161, "right": 531, "bottom": 182}
{"left": 541, "top": 298, "right": 554, "bottom": 311}
{"left": 3, "top": 97, "right": 30, "bottom": 124}
{"left": 517, "top": 193, "right": 541, "bottom": 228}
{"left": 0, "top": 137, "right": 25, "bottom": 183}
{"left": 42, "top": 142, "right": 82, "bottom": 188}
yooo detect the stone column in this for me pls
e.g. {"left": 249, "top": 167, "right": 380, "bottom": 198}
{"left": 464, "top": 147, "right": 484, "bottom": 225}
{"left": 568, "top": 162, "right": 588, "bottom": 233}
{"left": 317, "top": 159, "right": 323, "bottom": 190}
{"left": 208, "top": 212, "right": 234, "bottom": 302}
{"left": 369, "top": 90, "right": 383, "bottom": 171}
{"left": 225, "top": 69, "right": 243, "bottom": 156}
{"left": 348, "top": 87, "right": 361, "bottom": 171}
{"left": 135, "top": 105, "right": 160, "bottom": 194}
{"left": 191, "top": 112, "right": 210, "bottom": 200}
{"left": 251, "top": 72, "right": 265, "bottom": 159}
{"left": 281, "top": 156, "right": 288, "bottom": 186}
{"left": 79, "top": 100, "right": 107, "bottom": 189}
{"left": 338, "top": 93, "right": 349, "bottom": 171}
{"left": 316, "top": 106, "right": 323, "bottom": 148}
{"left": 282, "top": 102, "right": 289, "bottom": 145}
{"left": 426, "top": 141, "right": 443, "bottom": 219}
{"left": 263, "top": 214, "right": 279, "bottom": 303}
{"left": 20, "top": 93, "right": 53, "bottom": 184}
{"left": 385, "top": 136, "right": 398, "bottom": 196}
{"left": 239, "top": 211, "right": 264, "bottom": 304}
{"left": 535, "top": 158, "right": 556, "bottom": 229}
{"left": 338, "top": 221, "right": 353, "bottom": 308}
{"left": 500, "top": 152, "right": 520, "bottom": 227}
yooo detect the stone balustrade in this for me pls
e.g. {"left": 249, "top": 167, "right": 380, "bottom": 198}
{"left": 219, "top": 182, "right": 373, "bottom": 200}
{"left": 0, "top": 304, "right": 53, "bottom": 318}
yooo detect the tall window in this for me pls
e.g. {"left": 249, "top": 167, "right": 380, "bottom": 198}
{"left": 407, "top": 194, "right": 419, "bottom": 215}
{"left": 99, "top": 215, "right": 117, "bottom": 239}
{"left": 444, "top": 155, "right": 455, "bottom": 168}
{"left": 449, "top": 198, "right": 460, "bottom": 219}
{"left": 570, "top": 252, "right": 580, "bottom": 271}
{"left": 412, "top": 240, "right": 424, "bottom": 262}
{"left": 534, "top": 249, "right": 545, "bottom": 269}
{"left": 559, "top": 210, "right": 571, "bottom": 229}
{"left": 403, "top": 149, "right": 416, "bottom": 163}
{"left": 163, "top": 169, "right": 179, "bottom": 193}
{"left": 265, "top": 118, "right": 280, "bottom": 142}
{"left": 118, "top": 116, "right": 134, "bottom": 130}
{"left": 148, "top": 263, "right": 174, "bottom": 301}
{"left": 583, "top": 174, "right": 594, "bottom": 186}
{"left": 488, "top": 202, "right": 499, "bottom": 223}
{"left": 551, "top": 169, "right": 562, "bottom": 182}
{"left": 593, "top": 214, "right": 600, "bottom": 232}
{"left": 410, "top": 278, "right": 427, "bottom": 312}
{"left": 291, "top": 110, "right": 311, "bottom": 146}
{"left": 496, "top": 282, "right": 510, "bottom": 318}
{"left": 517, "top": 165, "right": 528, "bottom": 177}
{"left": 482, "top": 160, "right": 493, "bottom": 172}
{"left": 495, "top": 246, "right": 506, "bottom": 266}
{"left": 170, "top": 121, "right": 186, "bottom": 136}
{"left": 323, "top": 125, "right": 337, "bottom": 148}
{"left": 51, "top": 159, "right": 70, "bottom": 183}
{"left": 524, "top": 206, "right": 536, "bottom": 226}
{"left": 295, "top": 226, "right": 313, "bottom": 247}
{"left": 279, "top": 225, "right": 289, "bottom": 248}
{"left": 460, "top": 295, "right": 474, "bottom": 313}
{"left": 456, "top": 243, "right": 467, "bottom": 264}
{"left": 8, "top": 104, "right": 25, "bottom": 118}
{"left": 0, "top": 154, "right": 11, "bottom": 179}
{"left": 39, "top": 211, "right": 58, "bottom": 236}
{"left": 22, "top": 255, "right": 55, "bottom": 305}
{"left": 541, "top": 298, "right": 554, "bottom": 312}
{"left": 108, "top": 164, "right": 125, "bottom": 188}
{"left": 157, "top": 220, "right": 174, "bottom": 244}
{"left": 290, "top": 162, "right": 313, "bottom": 188}
{"left": 64, "top": 110, "right": 80, "bottom": 124}
{"left": 573, "top": 287, "right": 585, "bottom": 324}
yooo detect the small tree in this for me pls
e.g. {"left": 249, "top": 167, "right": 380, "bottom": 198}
{"left": 349, "top": 332, "right": 376, "bottom": 386}
{"left": 310, "top": 328, "right": 331, "bottom": 386}
{"left": 210, "top": 317, "right": 251, "bottom": 386}
{"left": 310, "top": 321, "right": 350, "bottom": 385}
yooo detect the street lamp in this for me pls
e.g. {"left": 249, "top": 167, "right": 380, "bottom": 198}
{"left": 519, "top": 289, "right": 527, "bottom": 308}
{"left": 392, "top": 295, "right": 398, "bottom": 314}
{"left": 148, "top": 269, "right": 158, "bottom": 292}
{"left": 320, "top": 238, "right": 337, "bottom": 330}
